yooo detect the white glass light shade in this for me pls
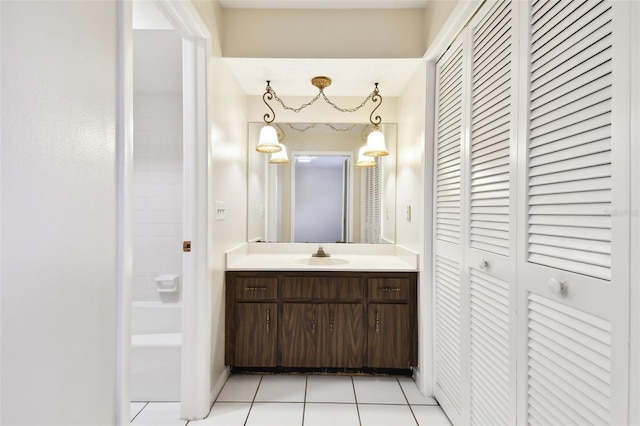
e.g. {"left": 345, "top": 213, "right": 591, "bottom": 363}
{"left": 256, "top": 125, "right": 281, "bottom": 153}
{"left": 363, "top": 128, "right": 388, "bottom": 157}
{"left": 356, "top": 145, "right": 376, "bottom": 167}
{"left": 269, "top": 143, "right": 289, "bottom": 163}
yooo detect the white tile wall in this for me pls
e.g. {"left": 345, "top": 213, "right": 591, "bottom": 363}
{"left": 133, "top": 93, "right": 183, "bottom": 302}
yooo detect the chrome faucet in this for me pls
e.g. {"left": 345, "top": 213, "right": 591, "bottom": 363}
{"left": 312, "top": 245, "right": 330, "bottom": 258}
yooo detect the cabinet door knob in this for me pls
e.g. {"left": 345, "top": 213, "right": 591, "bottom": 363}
{"left": 479, "top": 260, "right": 489, "bottom": 270}
{"left": 547, "top": 278, "right": 567, "bottom": 295}
{"left": 375, "top": 311, "right": 380, "bottom": 333}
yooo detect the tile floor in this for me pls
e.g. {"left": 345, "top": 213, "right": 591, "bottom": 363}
{"left": 130, "top": 374, "right": 451, "bottom": 426}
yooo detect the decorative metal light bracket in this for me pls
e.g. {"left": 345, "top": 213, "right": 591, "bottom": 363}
{"left": 311, "top": 76, "right": 332, "bottom": 91}
{"left": 262, "top": 80, "right": 276, "bottom": 124}
{"left": 261, "top": 76, "right": 381, "bottom": 117}
{"left": 369, "top": 83, "right": 382, "bottom": 127}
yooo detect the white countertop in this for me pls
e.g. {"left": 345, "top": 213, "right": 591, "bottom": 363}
{"left": 226, "top": 243, "right": 418, "bottom": 272}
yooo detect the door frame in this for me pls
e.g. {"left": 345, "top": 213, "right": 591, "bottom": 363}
{"left": 116, "top": 0, "right": 212, "bottom": 422}
{"left": 630, "top": 3, "right": 640, "bottom": 424}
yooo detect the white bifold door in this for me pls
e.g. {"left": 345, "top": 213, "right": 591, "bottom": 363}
{"left": 433, "top": 2, "right": 518, "bottom": 424}
{"left": 432, "top": 0, "right": 632, "bottom": 424}
{"left": 516, "top": 0, "right": 630, "bottom": 424}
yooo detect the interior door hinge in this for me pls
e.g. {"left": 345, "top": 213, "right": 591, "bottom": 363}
{"left": 183, "top": 241, "right": 191, "bottom": 252}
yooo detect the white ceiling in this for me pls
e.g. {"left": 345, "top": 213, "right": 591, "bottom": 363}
{"left": 224, "top": 58, "right": 423, "bottom": 97}
{"left": 220, "top": 0, "right": 429, "bottom": 9}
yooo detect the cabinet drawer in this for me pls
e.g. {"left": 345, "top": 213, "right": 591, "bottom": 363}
{"left": 281, "top": 277, "right": 364, "bottom": 300}
{"left": 368, "top": 278, "right": 411, "bottom": 302}
{"left": 235, "top": 277, "right": 278, "bottom": 300}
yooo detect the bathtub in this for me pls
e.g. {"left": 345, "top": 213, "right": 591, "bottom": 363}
{"left": 130, "top": 302, "right": 182, "bottom": 401}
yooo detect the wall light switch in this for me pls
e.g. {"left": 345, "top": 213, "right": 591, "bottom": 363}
{"left": 215, "top": 201, "right": 226, "bottom": 221}
{"left": 406, "top": 205, "right": 412, "bottom": 222}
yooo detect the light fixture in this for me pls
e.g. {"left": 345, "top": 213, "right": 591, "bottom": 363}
{"left": 269, "top": 143, "right": 289, "bottom": 164}
{"left": 256, "top": 77, "right": 386, "bottom": 155}
{"left": 256, "top": 124, "right": 280, "bottom": 153}
{"left": 363, "top": 83, "right": 389, "bottom": 157}
{"left": 364, "top": 128, "right": 388, "bottom": 157}
{"left": 296, "top": 156, "right": 315, "bottom": 163}
{"left": 256, "top": 81, "right": 282, "bottom": 153}
{"left": 356, "top": 145, "right": 377, "bottom": 167}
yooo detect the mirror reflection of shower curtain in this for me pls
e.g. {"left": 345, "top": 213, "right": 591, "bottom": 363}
{"left": 363, "top": 161, "right": 382, "bottom": 243}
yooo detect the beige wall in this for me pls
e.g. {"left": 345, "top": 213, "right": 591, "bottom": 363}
{"left": 222, "top": 8, "right": 426, "bottom": 58}
{"left": 221, "top": 2, "right": 458, "bottom": 60}
{"left": 395, "top": 65, "right": 426, "bottom": 254}
{"left": 424, "top": 0, "right": 459, "bottom": 50}
{"left": 192, "top": 0, "right": 249, "bottom": 401}
{"left": 396, "top": 60, "right": 430, "bottom": 394}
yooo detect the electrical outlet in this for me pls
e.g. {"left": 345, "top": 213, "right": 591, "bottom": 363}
{"left": 215, "top": 201, "right": 226, "bottom": 221}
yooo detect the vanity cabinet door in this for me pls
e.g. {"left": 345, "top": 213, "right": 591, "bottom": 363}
{"left": 281, "top": 303, "right": 318, "bottom": 367}
{"left": 281, "top": 303, "right": 365, "bottom": 368}
{"left": 319, "top": 304, "right": 364, "bottom": 368}
{"left": 367, "top": 304, "right": 413, "bottom": 369}
{"left": 234, "top": 303, "right": 277, "bottom": 367}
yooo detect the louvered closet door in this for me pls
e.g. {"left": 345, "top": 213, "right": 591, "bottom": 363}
{"left": 433, "top": 33, "right": 465, "bottom": 426}
{"left": 517, "top": 0, "right": 630, "bottom": 424}
{"left": 465, "top": 1, "right": 518, "bottom": 425}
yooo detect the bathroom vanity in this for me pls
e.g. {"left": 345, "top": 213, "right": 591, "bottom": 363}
{"left": 225, "top": 268, "right": 417, "bottom": 372}
{"left": 225, "top": 243, "right": 419, "bottom": 372}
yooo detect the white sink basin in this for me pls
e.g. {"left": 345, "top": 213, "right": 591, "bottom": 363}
{"left": 295, "top": 257, "right": 350, "bottom": 266}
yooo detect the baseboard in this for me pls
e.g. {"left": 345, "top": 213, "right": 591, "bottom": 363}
{"left": 209, "top": 366, "right": 231, "bottom": 404}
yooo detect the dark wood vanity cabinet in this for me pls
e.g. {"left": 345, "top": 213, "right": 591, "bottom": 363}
{"left": 281, "top": 303, "right": 364, "bottom": 368}
{"left": 226, "top": 276, "right": 278, "bottom": 367}
{"left": 234, "top": 303, "right": 277, "bottom": 367}
{"left": 225, "top": 271, "right": 417, "bottom": 371}
{"left": 368, "top": 277, "right": 416, "bottom": 369}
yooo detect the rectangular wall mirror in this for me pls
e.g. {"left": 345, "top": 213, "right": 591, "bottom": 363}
{"left": 247, "top": 122, "right": 397, "bottom": 244}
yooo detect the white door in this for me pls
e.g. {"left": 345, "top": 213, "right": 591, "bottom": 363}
{"left": 516, "top": 0, "right": 630, "bottom": 423}
{"left": 433, "top": 0, "right": 632, "bottom": 424}
{"left": 433, "top": 32, "right": 465, "bottom": 425}
{"left": 464, "top": 1, "right": 518, "bottom": 424}
{"left": 433, "top": 2, "right": 519, "bottom": 424}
